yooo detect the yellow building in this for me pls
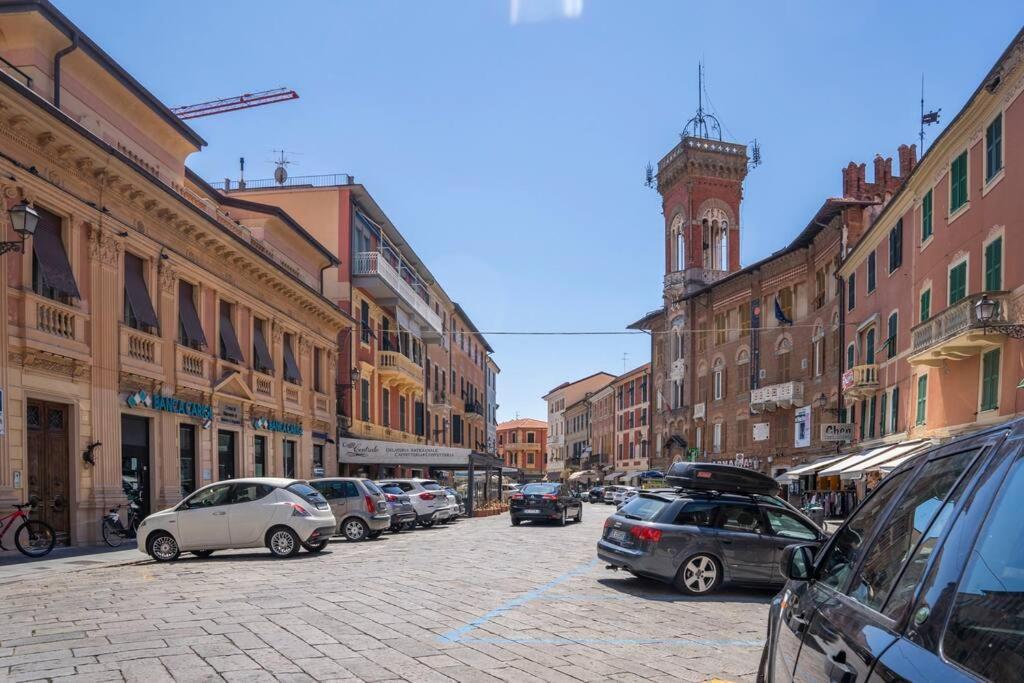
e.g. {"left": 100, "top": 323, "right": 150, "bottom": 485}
{"left": 0, "top": 1, "right": 351, "bottom": 544}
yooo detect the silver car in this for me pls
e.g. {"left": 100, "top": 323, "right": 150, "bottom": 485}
{"left": 310, "top": 478, "right": 390, "bottom": 541}
{"left": 376, "top": 481, "right": 418, "bottom": 532}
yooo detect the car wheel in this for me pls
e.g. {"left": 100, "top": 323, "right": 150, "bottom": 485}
{"left": 674, "top": 553, "right": 722, "bottom": 595}
{"left": 389, "top": 525, "right": 403, "bottom": 534}
{"left": 342, "top": 518, "right": 369, "bottom": 541}
{"left": 302, "top": 540, "right": 328, "bottom": 553}
{"left": 559, "top": 508, "right": 567, "bottom": 526}
{"left": 367, "top": 530, "right": 382, "bottom": 540}
{"left": 418, "top": 519, "right": 434, "bottom": 529}
{"left": 192, "top": 550, "right": 215, "bottom": 558}
{"left": 511, "top": 517, "right": 521, "bottom": 526}
{"left": 575, "top": 506, "right": 583, "bottom": 523}
{"left": 266, "top": 527, "right": 300, "bottom": 558}
{"left": 403, "top": 521, "right": 416, "bottom": 531}
{"left": 147, "top": 532, "right": 180, "bottom": 562}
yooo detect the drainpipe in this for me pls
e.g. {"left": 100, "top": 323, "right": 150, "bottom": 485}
{"left": 53, "top": 34, "right": 80, "bottom": 109}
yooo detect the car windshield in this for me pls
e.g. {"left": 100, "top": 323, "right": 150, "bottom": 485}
{"left": 420, "top": 482, "right": 443, "bottom": 491}
{"left": 618, "top": 496, "right": 668, "bottom": 521}
{"left": 522, "top": 484, "right": 560, "bottom": 495}
{"left": 362, "top": 480, "right": 383, "bottom": 495}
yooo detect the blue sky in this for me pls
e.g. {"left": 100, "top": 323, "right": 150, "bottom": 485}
{"left": 57, "top": 0, "right": 1023, "bottom": 422}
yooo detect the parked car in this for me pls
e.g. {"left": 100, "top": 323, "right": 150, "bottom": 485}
{"left": 138, "top": 478, "right": 335, "bottom": 562}
{"left": 378, "top": 479, "right": 453, "bottom": 528}
{"left": 443, "top": 487, "right": 466, "bottom": 517}
{"left": 617, "top": 488, "right": 639, "bottom": 508}
{"left": 759, "top": 418, "right": 1024, "bottom": 683}
{"left": 604, "top": 485, "right": 636, "bottom": 505}
{"left": 376, "top": 481, "right": 418, "bottom": 532}
{"left": 587, "top": 486, "right": 605, "bottom": 503}
{"left": 310, "top": 477, "right": 390, "bottom": 541}
{"left": 501, "top": 483, "right": 521, "bottom": 501}
{"left": 598, "top": 463, "right": 826, "bottom": 595}
{"left": 509, "top": 482, "right": 583, "bottom": 526}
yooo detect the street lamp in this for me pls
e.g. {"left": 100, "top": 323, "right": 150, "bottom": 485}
{"left": 975, "top": 294, "right": 1024, "bottom": 338}
{"left": 0, "top": 201, "right": 38, "bottom": 255}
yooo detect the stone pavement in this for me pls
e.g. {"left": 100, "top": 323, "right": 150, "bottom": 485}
{"left": 0, "top": 503, "right": 772, "bottom": 682}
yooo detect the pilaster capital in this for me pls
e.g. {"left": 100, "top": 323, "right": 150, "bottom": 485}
{"left": 88, "top": 224, "right": 121, "bottom": 267}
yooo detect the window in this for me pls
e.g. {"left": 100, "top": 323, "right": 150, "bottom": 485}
{"left": 921, "top": 189, "right": 933, "bottom": 241}
{"left": 123, "top": 253, "right": 158, "bottom": 331}
{"left": 888, "top": 219, "right": 903, "bottom": 272}
{"left": 360, "top": 300, "right": 371, "bottom": 344}
{"left": 985, "top": 112, "right": 1003, "bottom": 182}
{"left": 847, "top": 449, "right": 977, "bottom": 612}
{"left": 847, "top": 273, "right": 856, "bottom": 310}
{"left": 712, "top": 422, "right": 722, "bottom": 453}
{"left": 527, "top": 431, "right": 535, "bottom": 443}
{"left": 980, "top": 348, "right": 1000, "bottom": 412}
{"left": 714, "top": 504, "right": 765, "bottom": 533}
{"left": 777, "top": 350, "right": 791, "bottom": 383}
{"left": 360, "top": 379, "right": 370, "bottom": 421}
{"left": 177, "top": 281, "right": 206, "bottom": 349}
{"left": 813, "top": 338, "right": 823, "bottom": 377}
{"left": 920, "top": 288, "right": 931, "bottom": 323}
{"left": 31, "top": 206, "right": 80, "bottom": 301}
{"left": 950, "top": 151, "right": 968, "bottom": 212}
{"left": 984, "top": 236, "right": 1002, "bottom": 291}
{"left": 231, "top": 483, "right": 274, "bottom": 504}
{"left": 778, "top": 288, "right": 794, "bottom": 322}
{"left": 865, "top": 328, "right": 876, "bottom": 364}
{"left": 867, "top": 252, "right": 877, "bottom": 292}
{"left": 399, "top": 396, "right": 407, "bottom": 431}
{"left": 763, "top": 508, "right": 818, "bottom": 541}
{"left": 879, "top": 392, "right": 887, "bottom": 437}
{"left": 942, "top": 453, "right": 1024, "bottom": 682}
{"left": 283, "top": 333, "right": 301, "bottom": 384}
{"left": 885, "top": 312, "right": 897, "bottom": 359}
{"left": 860, "top": 399, "right": 867, "bottom": 441}
{"left": 739, "top": 302, "right": 751, "bottom": 337}
{"left": 381, "top": 388, "right": 390, "bottom": 426}
{"left": 916, "top": 375, "right": 928, "bottom": 425}
{"left": 674, "top": 501, "right": 716, "bottom": 526}
{"left": 185, "top": 483, "right": 232, "bottom": 508}
{"left": 949, "top": 261, "right": 967, "bottom": 305}
{"left": 713, "top": 366, "right": 724, "bottom": 400}
{"left": 254, "top": 435, "right": 266, "bottom": 477}
{"left": 847, "top": 343, "right": 855, "bottom": 371}
{"left": 253, "top": 318, "right": 274, "bottom": 373}
{"left": 868, "top": 395, "right": 877, "bottom": 439}
{"left": 890, "top": 387, "right": 899, "bottom": 435}
{"left": 817, "top": 470, "right": 909, "bottom": 590}
{"left": 179, "top": 424, "right": 196, "bottom": 499}
{"left": 283, "top": 440, "right": 296, "bottom": 478}
{"left": 313, "top": 348, "right": 323, "bottom": 393}
{"left": 715, "top": 313, "right": 726, "bottom": 346}
{"left": 736, "top": 419, "right": 748, "bottom": 448}
{"left": 218, "top": 301, "right": 244, "bottom": 364}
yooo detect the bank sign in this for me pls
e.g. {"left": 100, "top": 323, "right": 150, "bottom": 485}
{"left": 252, "top": 416, "right": 303, "bottom": 435}
{"left": 125, "top": 390, "right": 213, "bottom": 420}
{"left": 339, "top": 438, "right": 472, "bottom": 465}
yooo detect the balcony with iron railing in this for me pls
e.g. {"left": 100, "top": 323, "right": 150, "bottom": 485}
{"left": 352, "top": 251, "right": 443, "bottom": 337}
{"left": 910, "top": 291, "right": 1011, "bottom": 366}
{"left": 841, "top": 364, "right": 879, "bottom": 401}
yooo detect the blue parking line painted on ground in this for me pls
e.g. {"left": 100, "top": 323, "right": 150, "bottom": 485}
{"left": 438, "top": 558, "right": 598, "bottom": 643}
{"left": 458, "top": 635, "right": 765, "bottom": 648}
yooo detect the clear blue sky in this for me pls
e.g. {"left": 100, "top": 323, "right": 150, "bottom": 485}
{"left": 57, "top": 0, "right": 1023, "bottom": 423}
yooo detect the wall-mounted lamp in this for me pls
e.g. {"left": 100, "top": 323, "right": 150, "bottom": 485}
{"left": 82, "top": 441, "right": 101, "bottom": 466}
{"left": 0, "top": 201, "right": 38, "bottom": 255}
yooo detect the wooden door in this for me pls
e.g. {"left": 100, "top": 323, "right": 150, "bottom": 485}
{"left": 26, "top": 400, "right": 71, "bottom": 544}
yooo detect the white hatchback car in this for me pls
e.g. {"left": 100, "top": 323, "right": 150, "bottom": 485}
{"left": 378, "top": 479, "right": 453, "bottom": 528}
{"left": 138, "top": 478, "right": 336, "bottom": 562}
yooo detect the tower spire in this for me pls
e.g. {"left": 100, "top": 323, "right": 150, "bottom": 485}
{"left": 682, "top": 61, "right": 722, "bottom": 141}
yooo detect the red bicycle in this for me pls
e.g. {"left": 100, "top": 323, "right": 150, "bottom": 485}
{"left": 0, "top": 503, "right": 56, "bottom": 557}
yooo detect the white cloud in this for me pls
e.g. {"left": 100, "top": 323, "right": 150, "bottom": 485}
{"left": 510, "top": 0, "right": 584, "bottom": 25}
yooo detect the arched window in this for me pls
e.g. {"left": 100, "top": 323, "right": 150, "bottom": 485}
{"left": 719, "top": 220, "right": 729, "bottom": 270}
{"left": 676, "top": 232, "right": 685, "bottom": 271}
{"left": 671, "top": 214, "right": 686, "bottom": 272}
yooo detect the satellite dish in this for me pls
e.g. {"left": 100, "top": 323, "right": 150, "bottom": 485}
{"left": 274, "top": 165, "right": 288, "bottom": 185}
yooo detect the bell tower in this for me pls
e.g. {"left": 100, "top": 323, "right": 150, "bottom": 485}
{"left": 655, "top": 65, "right": 749, "bottom": 303}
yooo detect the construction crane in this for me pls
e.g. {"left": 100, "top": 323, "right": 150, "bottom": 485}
{"left": 171, "top": 87, "right": 299, "bottom": 120}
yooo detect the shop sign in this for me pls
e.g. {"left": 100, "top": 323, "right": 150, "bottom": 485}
{"left": 794, "top": 406, "right": 811, "bottom": 448}
{"left": 252, "top": 416, "right": 303, "bottom": 435}
{"left": 339, "top": 437, "right": 472, "bottom": 465}
{"left": 125, "top": 390, "right": 213, "bottom": 420}
{"left": 220, "top": 403, "right": 242, "bottom": 425}
{"left": 821, "top": 423, "right": 854, "bottom": 442}
{"left": 753, "top": 422, "right": 770, "bottom": 442}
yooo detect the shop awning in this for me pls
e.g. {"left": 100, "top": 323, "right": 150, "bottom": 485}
{"left": 568, "top": 470, "right": 597, "bottom": 481}
{"left": 604, "top": 471, "right": 625, "bottom": 482}
{"left": 124, "top": 253, "right": 159, "bottom": 328}
{"left": 32, "top": 212, "right": 80, "bottom": 299}
{"left": 818, "top": 446, "right": 895, "bottom": 477}
{"left": 840, "top": 440, "right": 933, "bottom": 480}
{"left": 178, "top": 281, "right": 207, "bottom": 347}
{"left": 785, "top": 455, "right": 848, "bottom": 477}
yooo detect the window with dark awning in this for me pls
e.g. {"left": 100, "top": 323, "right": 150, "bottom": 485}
{"left": 32, "top": 208, "right": 80, "bottom": 299}
{"left": 253, "top": 319, "right": 274, "bottom": 373}
{"left": 219, "top": 302, "right": 245, "bottom": 364}
{"left": 178, "top": 280, "right": 207, "bottom": 348}
{"left": 283, "top": 333, "right": 301, "bottom": 384}
{"left": 124, "top": 253, "right": 159, "bottom": 330}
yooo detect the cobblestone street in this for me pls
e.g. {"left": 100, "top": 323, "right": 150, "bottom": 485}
{"left": 0, "top": 504, "right": 772, "bottom": 682}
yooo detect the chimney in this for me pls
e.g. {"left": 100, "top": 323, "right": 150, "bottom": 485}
{"left": 873, "top": 155, "right": 886, "bottom": 189}
{"left": 897, "top": 144, "right": 918, "bottom": 177}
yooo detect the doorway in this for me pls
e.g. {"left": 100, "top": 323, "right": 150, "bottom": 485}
{"left": 121, "top": 414, "right": 152, "bottom": 517}
{"left": 283, "top": 439, "right": 296, "bottom": 478}
{"left": 26, "top": 400, "right": 71, "bottom": 545}
{"left": 217, "top": 430, "right": 236, "bottom": 481}
{"left": 179, "top": 424, "right": 196, "bottom": 500}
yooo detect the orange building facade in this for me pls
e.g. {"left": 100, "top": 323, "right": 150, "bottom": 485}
{"left": 496, "top": 418, "right": 547, "bottom": 480}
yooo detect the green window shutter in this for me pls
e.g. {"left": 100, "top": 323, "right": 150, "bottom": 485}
{"left": 922, "top": 190, "right": 933, "bottom": 241}
{"left": 848, "top": 273, "right": 856, "bottom": 310}
{"left": 984, "top": 238, "right": 1002, "bottom": 291}
{"left": 879, "top": 392, "right": 888, "bottom": 437}
{"left": 891, "top": 387, "right": 900, "bottom": 433}
{"left": 981, "top": 349, "right": 1000, "bottom": 411}
{"left": 920, "top": 289, "right": 931, "bottom": 322}
{"left": 847, "top": 344, "right": 855, "bottom": 370}
{"left": 887, "top": 313, "right": 898, "bottom": 359}
{"left": 867, "top": 253, "right": 876, "bottom": 292}
{"left": 860, "top": 400, "right": 867, "bottom": 440}
{"left": 949, "top": 262, "right": 967, "bottom": 304}
{"left": 986, "top": 114, "right": 1003, "bottom": 181}
{"left": 951, "top": 152, "right": 968, "bottom": 212}
{"left": 916, "top": 375, "right": 928, "bottom": 425}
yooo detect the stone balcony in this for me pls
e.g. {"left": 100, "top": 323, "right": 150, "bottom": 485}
{"left": 910, "top": 291, "right": 1011, "bottom": 367}
{"left": 120, "top": 325, "right": 164, "bottom": 382}
{"left": 15, "top": 292, "right": 90, "bottom": 362}
{"left": 841, "top": 364, "right": 879, "bottom": 401}
{"left": 750, "top": 381, "right": 804, "bottom": 413}
{"left": 378, "top": 350, "right": 424, "bottom": 392}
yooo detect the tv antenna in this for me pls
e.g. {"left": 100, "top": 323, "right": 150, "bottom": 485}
{"left": 682, "top": 62, "right": 722, "bottom": 141}
{"left": 272, "top": 150, "right": 299, "bottom": 185}
{"left": 920, "top": 74, "right": 941, "bottom": 152}
{"left": 621, "top": 352, "right": 630, "bottom": 373}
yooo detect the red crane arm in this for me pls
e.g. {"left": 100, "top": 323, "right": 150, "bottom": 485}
{"left": 171, "top": 88, "right": 299, "bottom": 120}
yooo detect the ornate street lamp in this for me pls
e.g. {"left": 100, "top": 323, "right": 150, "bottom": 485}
{"left": 1, "top": 201, "right": 38, "bottom": 255}
{"left": 975, "top": 294, "right": 1024, "bottom": 338}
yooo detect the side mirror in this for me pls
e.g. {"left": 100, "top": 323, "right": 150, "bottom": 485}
{"left": 781, "top": 543, "right": 816, "bottom": 581}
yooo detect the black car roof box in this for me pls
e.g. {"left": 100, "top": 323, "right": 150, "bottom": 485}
{"left": 665, "top": 462, "right": 779, "bottom": 496}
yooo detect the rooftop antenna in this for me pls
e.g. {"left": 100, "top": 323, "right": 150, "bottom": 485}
{"left": 621, "top": 352, "right": 630, "bottom": 374}
{"left": 920, "top": 74, "right": 941, "bottom": 152}
{"left": 238, "top": 157, "right": 245, "bottom": 190}
{"left": 272, "top": 150, "right": 298, "bottom": 185}
{"left": 682, "top": 61, "right": 722, "bottom": 141}
{"left": 749, "top": 138, "right": 762, "bottom": 170}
